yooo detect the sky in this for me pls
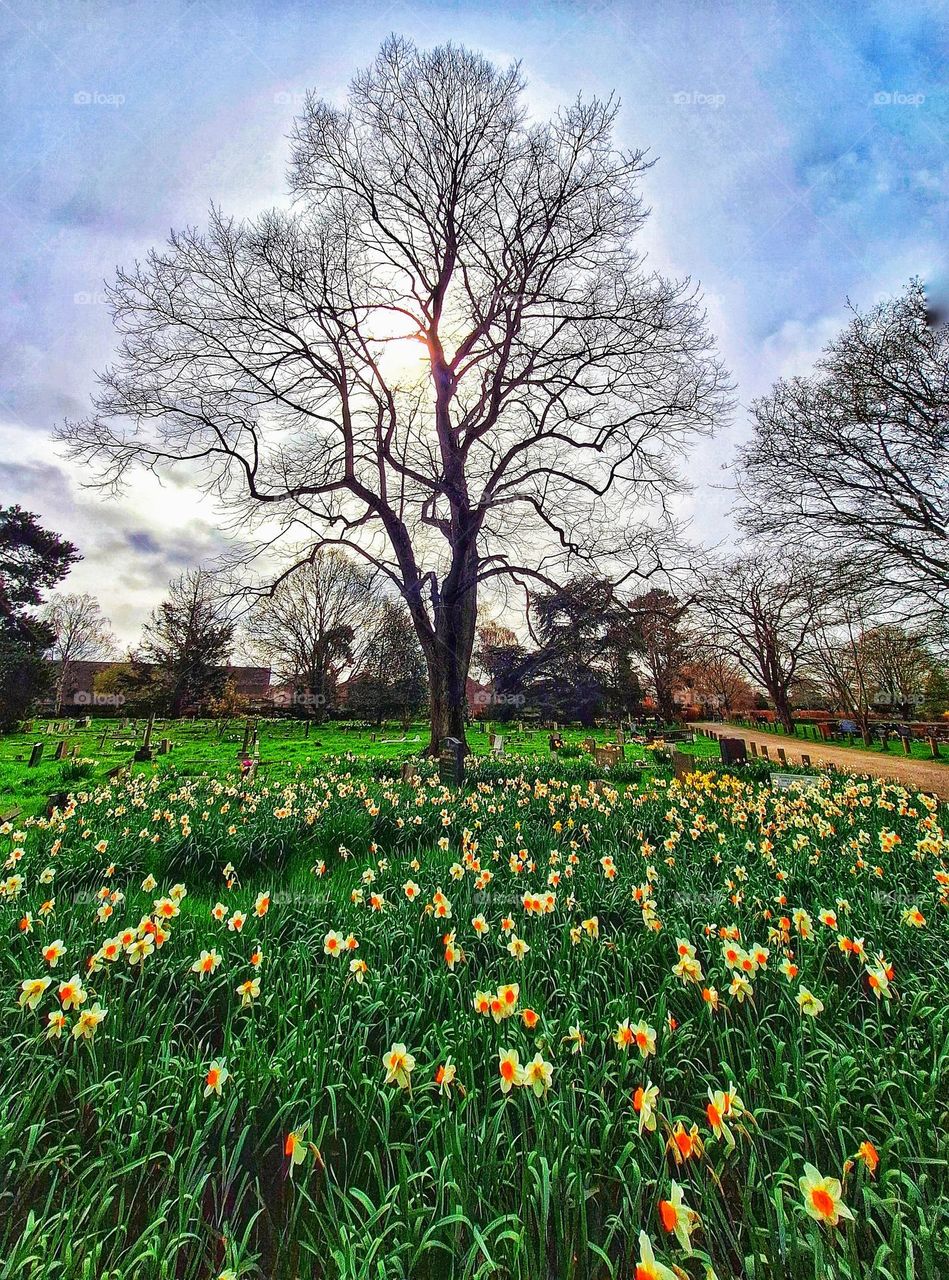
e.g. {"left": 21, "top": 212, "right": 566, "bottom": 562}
{"left": 0, "top": 0, "right": 946, "bottom": 649}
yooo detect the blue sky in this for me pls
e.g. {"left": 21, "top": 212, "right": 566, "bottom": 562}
{"left": 1, "top": 0, "right": 945, "bottom": 644}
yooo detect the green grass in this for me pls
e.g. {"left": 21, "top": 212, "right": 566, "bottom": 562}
{"left": 0, "top": 718, "right": 663, "bottom": 818}
{"left": 1, "top": 730, "right": 946, "bottom": 1278}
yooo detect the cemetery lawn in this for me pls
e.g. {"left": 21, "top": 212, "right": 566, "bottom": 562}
{"left": 0, "top": 747, "right": 947, "bottom": 1280}
{"left": 0, "top": 719, "right": 721, "bottom": 819}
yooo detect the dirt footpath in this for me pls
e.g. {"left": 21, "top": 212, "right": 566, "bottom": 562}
{"left": 693, "top": 722, "right": 949, "bottom": 800}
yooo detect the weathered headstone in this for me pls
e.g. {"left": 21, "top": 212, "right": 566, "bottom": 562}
{"left": 401, "top": 760, "right": 418, "bottom": 784}
{"left": 594, "top": 744, "right": 620, "bottom": 769}
{"left": 134, "top": 715, "right": 155, "bottom": 763}
{"left": 777, "top": 747, "right": 788, "bottom": 765}
{"left": 672, "top": 748, "right": 693, "bottom": 781}
{"left": 28, "top": 743, "right": 44, "bottom": 768}
{"left": 54, "top": 740, "right": 69, "bottom": 761}
{"left": 719, "top": 737, "right": 747, "bottom": 766}
{"left": 771, "top": 772, "right": 819, "bottom": 793}
{"left": 491, "top": 733, "right": 505, "bottom": 756}
{"left": 438, "top": 736, "right": 465, "bottom": 787}
{"left": 749, "top": 741, "right": 758, "bottom": 757}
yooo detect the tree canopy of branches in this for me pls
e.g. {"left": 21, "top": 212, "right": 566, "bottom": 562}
{"left": 246, "top": 550, "right": 379, "bottom": 716}
{"left": 697, "top": 556, "right": 825, "bottom": 733}
{"left": 58, "top": 37, "right": 728, "bottom": 752}
{"left": 345, "top": 599, "right": 427, "bottom": 726}
{"left": 0, "top": 507, "right": 80, "bottom": 729}
{"left": 136, "top": 571, "right": 235, "bottom": 717}
{"left": 42, "top": 592, "right": 116, "bottom": 712}
{"left": 737, "top": 280, "right": 948, "bottom": 620}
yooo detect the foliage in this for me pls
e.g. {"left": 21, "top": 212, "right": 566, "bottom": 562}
{"left": 0, "top": 507, "right": 80, "bottom": 729}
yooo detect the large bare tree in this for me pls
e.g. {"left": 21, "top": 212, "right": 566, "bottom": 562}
{"left": 59, "top": 37, "right": 728, "bottom": 751}
{"left": 697, "top": 555, "right": 826, "bottom": 733}
{"left": 245, "top": 549, "right": 381, "bottom": 714}
{"left": 737, "top": 280, "right": 948, "bottom": 620}
{"left": 42, "top": 591, "right": 116, "bottom": 712}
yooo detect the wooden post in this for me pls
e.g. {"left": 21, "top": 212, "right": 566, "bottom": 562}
{"left": 928, "top": 735, "right": 940, "bottom": 760}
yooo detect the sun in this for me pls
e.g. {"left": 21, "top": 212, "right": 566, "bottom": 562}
{"left": 365, "top": 309, "right": 429, "bottom": 388}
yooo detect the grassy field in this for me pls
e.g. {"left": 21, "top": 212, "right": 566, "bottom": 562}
{"left": 1, "top": 725, "right": 947, "bottom": 1279}
{"left": 0, "top": 718, "right": 721, "bottom": 819}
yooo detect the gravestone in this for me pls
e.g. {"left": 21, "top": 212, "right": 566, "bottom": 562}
{"left": 28, "top": 743, "right": 44, "bottom": 768}
{"left": 760, "top": 745, "right": 769, "bottom": 759}
{"left": 719, "top": 737, "right": 747, "bottom": 767}
{"left": 491, "top": 733, "right": 505, "bottom": 756}
{"left": 583, "top": 737, "right": 596, "bottom": 755}
{"left": 54, "top": 740, "right": 69, "bottom": 761}
{"left": 594, "top": 744, "right": 620, "bottom": 769}
{"left": 672, "top": 748, "right": 693, "bottom": 781}
{"left": 801, "top": 754, "right": 811, "bottom": 766}
{"left": 777, "top": 748, "right": 788, "bottom": 765}
{"left": 749, "top": 741, "right": 758, "bottom": 757}
{"left": 134, "top": 715, "right": 156, "bottom": 763}
{"left": 401, "top": 760, "right": 418, "bottom": 784}
{"left": 771, "top": 772, "right": 819, "bottom": 793}
{"left": 438, "top": 737, "right": 465, "bottom": 787}
{"left": 46, "top": 791, "right": 69, "bottom": 818}
{"left": 548, "top": 733, "right": 564, "bottom": 752}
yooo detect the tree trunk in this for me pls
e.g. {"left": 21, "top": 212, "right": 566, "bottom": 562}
{"left": 773, "top": 692, "right": 795, "bottom": 736}
{"left": 423, "top": 551, "right": 478, "bottom": 756}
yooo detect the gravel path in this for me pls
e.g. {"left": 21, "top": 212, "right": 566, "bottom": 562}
{"left": 693, "top": 722, "right": 949, "bottom": 800}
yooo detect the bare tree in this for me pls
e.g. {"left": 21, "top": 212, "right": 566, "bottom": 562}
{"left": 245, "top": 549, "right": 380, "bottom": 714}
{"left": 58, "top": 37, "right": 728, "bottom": 752}
{"left": 42, "top": 591, "right": 116, "bottom": 712}
{"left": 803, "top": 569, "right": 882, "bottom": 742}
{"left": 697, "top": 556, "right": 825, "bottom": 733}
{"left": 737, "top": 280, "right": 948, "bottom": 618}
{"left": 681, "top": 639, "right": 758, "bottom": 717}
{"left": 859, "top": 624, "right": 932, "bottom": 716}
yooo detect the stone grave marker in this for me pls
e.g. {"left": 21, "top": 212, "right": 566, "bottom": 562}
{"left": 438, "top": 736, "right": 465, "bottom": 787}
{"left": 771, "top": 772, "right": 819, "bottom": 793}
{"left": 672, "top": 748, "right": 693, "bottom": 781}
{"left": 401, "top": 760, "right": 418, "bottom": 784}
{"left": 719, "top": 737, "right": 747, "bottom": 766}
{"left": 491, "top": 733, "right": 505, "bottom": 756}
{"left": 54, "top": 740, "right": 69, "bottom": 761}
{"left": 134, "top": 716, "right": 156, "bottom": 763}
{"left": 28, "top": 743, "right": 44, "bottom": 768}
